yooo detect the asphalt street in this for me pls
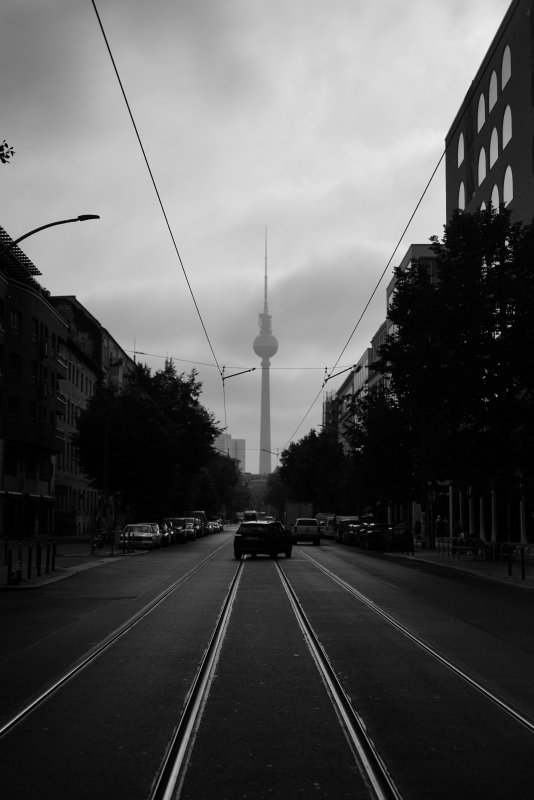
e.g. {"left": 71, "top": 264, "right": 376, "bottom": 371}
{"left": 1, "top": 531, "right": 534, "bottom": 799}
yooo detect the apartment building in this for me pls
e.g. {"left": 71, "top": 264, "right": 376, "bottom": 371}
{"left": 0, "top": 227, "right": 69, "bottom": 538}
{"left": 446, "top": 0, "right": 534, "bottom": 223}
{"left": 50, "top": 296, "right": 135, "bottom": 536}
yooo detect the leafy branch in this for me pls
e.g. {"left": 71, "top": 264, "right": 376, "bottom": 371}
{"left": 0, "top": 140, "right": 15, "bottom": 164}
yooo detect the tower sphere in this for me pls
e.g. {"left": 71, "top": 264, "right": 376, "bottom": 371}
{"left": 253, "top": 331, "right": 278, "bottom": 359}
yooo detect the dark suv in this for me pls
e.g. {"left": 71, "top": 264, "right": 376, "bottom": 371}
{"left": 234, "top": 521, "right": 292, "bottom": 560}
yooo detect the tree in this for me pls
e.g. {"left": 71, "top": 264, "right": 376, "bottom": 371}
{"left": 74, "top": 360, "right": 221, "bottom": 519}
{"left": 0, "top": 140, "right": 15, "bottom": 164}
{"left": 192, "top": 452, "right": 251, "bottom": 518}
{"left": 278, "top": 429, "right": 351, "bottom": 512}
{"left": 264, "top": 468, "right": 289, "bottom": 520}
{"left": 345, "top": 391, "right": 416, "bottom": 517}
{"left": 376, "top": 206, "right": 534, "bottom": 506}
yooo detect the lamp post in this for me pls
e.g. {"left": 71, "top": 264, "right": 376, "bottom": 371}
{"left": 0, "top": 214, "right": 100, "bottom": 257}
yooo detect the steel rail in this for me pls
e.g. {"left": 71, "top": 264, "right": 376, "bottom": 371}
{"left": 276, "top": 561, "right": 403, "bottom": 800}
{"left": 149, "top": 561, "right": 243, "bottom": 800}
{"left": 299, "top": 549, "right": 534, "bottom": 735}
{"left": 0, "top": 541, "right": 230, "bottom": 741}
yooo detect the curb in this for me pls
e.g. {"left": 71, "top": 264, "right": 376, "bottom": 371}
{"left": 0, "top": 549, "right": 148, "bottom": 590}
{"left": 393, "top": 552, "right": 534, "bottom": 589}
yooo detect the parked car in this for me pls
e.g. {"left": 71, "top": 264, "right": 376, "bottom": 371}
{"left": 359, "top": 523, "right": 392, "bottom": 551}
{"left": 336, "top": 518, "right": 362, "bottom": 546}
{"left": 234, "top": 520, "right": 292, "bottom": 560}
{"left": 163, "top": 517, "right": 187, "bottom": 543}
{"left": 120, "top": 523, "right": 160, "bottom": 550}
{"left": 182, "top": 517, "right": 198, "bottom": 541}
{"left": 292, "top": 517, "right": 320, "bottom": 546}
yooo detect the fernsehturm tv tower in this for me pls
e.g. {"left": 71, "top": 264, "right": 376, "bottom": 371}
{"left": 253, "top": 231, "right": 278, "bottom": 474}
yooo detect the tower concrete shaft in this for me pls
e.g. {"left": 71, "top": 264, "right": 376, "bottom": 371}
{"left": 252, "top": 230, "right": 278, "bottom": 474}
{"left": 259, "top": 356, "right": 273, "bottom": 474}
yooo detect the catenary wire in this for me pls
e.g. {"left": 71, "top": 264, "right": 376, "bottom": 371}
{"left": 283, "top": 147, "right": 446, "bottom": 449}
{"left": 91, "top": 1, "right": 223, "bottom": 379}
{"left": 326, "top": 148, "right": 446, "bottom": 377}
{"left": 127, "top": 349, "right": 352, "bottom": 372}
{"left": 92, "top": 0, "right": 446, "bottom": 457}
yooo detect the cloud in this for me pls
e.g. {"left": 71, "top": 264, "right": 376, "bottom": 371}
{"left": 0, "top": 0, "right": 512, "bottom": 470}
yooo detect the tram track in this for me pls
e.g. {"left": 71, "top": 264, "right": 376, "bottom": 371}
{"left": 0, "top": 540, "right": 231, "bottom": 741}
{"left": 149, "top": 554, "right": 404, "bottom": 800}
{"left": 3, "top": 542, "right": 534, "bottom": 799}
{"left": 276, "top": 560, "right": 403, "bottom": 800}
{"left": 149, "top": 561, "right": 243, "bottom": 800}
{"left": 296, "top": 547, "right": 534, "bottom": 736}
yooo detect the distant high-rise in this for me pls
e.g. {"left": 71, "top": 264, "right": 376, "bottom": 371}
{"left": 214, "top": 433, "right": 246, "bottom": 471}
{"left": 253, "top": 232, "right": 278, "bottom": 474}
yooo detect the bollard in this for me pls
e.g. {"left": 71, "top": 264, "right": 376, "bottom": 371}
{"left": 36, "top": 539, "right": 42, "bottom": 576}
{"left": 521, "top": 547, "right": 526, "bottom": 581}
{"left": 16, "top": 540, "right": 22, "bottom": 584}
{"left": 7, "top": 549, "right": 13, "bottom": 584}
{"left": 3, "top": 537, "right": 8, "bottom": 566}
{"left": 508, "top": 546, "right": 513, "bottom": 577}
{"left": 45, "top": 543, "right": 51, "bottom": 574}
{"left": 27, "top": 545, "right": 33, "bottom": 580}
{"left": 51, "top": 542, "right": 57, "bottom": 572}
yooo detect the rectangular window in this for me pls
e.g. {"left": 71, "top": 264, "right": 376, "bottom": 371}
{"left": 9, "top": 353, "right": 21, "bottom": 379}
{"left": 7, "top": 396, "right": 20, "bottom": 421}
{"left": 32, "top": 318, "right": 39, "bottom": 342}
{"left": 10, "top": 310, "right": 21, "bottom": 337}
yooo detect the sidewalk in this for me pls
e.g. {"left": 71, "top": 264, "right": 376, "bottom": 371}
{"left": 393, "top": 548, "right": 534, "bottom": 589}
{"left": 0, "top": 537, "right": 147, "bottom": 590}
{"left": 3, "top": 538, "right": 534, "bottom": 591}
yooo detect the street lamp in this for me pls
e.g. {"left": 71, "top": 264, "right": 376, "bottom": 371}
{"left": 0, "top": 214, "right": 100, "bottom": 257}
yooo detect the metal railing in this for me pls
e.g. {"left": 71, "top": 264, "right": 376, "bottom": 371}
{"left": 435, "top": 537, "right": 533, "bottom": 580}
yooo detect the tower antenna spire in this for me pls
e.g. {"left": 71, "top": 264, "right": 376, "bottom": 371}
{"left": 264, "top": 226, "right": 268, "bottom": 312}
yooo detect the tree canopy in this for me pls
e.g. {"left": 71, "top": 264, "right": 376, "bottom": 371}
{"left": 278, "top": 429, "right": 356, "bottom": 514}
{"left": 0, "top": 140, "right": 15, "bottom": 164}
{"left": 373, "top": 206, "right": 534, "bottom": 491}
{"left": 74, "top": 360, "right": 224, "bottom": 519}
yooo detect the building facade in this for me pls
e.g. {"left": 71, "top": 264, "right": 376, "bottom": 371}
{"left": 214, "top": 433, "right": 246, "bottom": 471}
{"left": 0, "top": 226, "right": 136, "bottom": 541}
{"left": 446, "top": 0, "right": 534, "bottom": 224}
{"left": 326, "top": 0, "right": 534, "bottom": 538}
{"left": 50, "top": 296, "right": 135, "bottom": 536}
{"left": 0, "top": 227, "right": 69, "bottom": 538}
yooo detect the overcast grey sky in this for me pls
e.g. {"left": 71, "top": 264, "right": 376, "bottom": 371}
{"left": 1, "top": 0, "right": 510, "bottom": 472}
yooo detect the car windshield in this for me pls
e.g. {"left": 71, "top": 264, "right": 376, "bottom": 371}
{"left": 298, "top": 519, "right": 317, "bottom": 525}
{"left": 126, "top": 525, "right": 151, "bottom": 533}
